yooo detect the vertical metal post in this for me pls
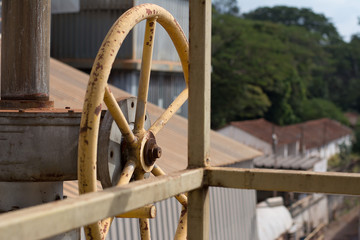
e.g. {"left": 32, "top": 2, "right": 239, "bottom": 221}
{"left": 1, "top": 0, "right": 51, "bottom": 103}
{"left": 188, "top": 0, "right": 211, "bottom": 239}
{"left": 0, "top": 1, "right": 77, "bottom": 238}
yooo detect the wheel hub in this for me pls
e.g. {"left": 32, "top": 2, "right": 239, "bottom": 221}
{"left": 143, "top": 132, "right": 162, "bottom": 167}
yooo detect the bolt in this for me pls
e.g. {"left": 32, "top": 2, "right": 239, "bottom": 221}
{"left": 152, "top": 146, "right": 162, "bottom": 158}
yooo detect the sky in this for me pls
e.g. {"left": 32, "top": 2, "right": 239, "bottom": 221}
{"left": 238, "top": 0, "right": 360, "bottom": 42}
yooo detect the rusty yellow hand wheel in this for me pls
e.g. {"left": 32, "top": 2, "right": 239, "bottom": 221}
{"left": 78, "top": 4, "right": 188, "bottom": 240}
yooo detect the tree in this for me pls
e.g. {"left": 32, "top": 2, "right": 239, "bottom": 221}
{"left": 299, "top": 98, "right": 349, "bottom": 125}
{"left": 212, "top": 0, "right": 239, "bottom": 16}
{"left": 211, "top": 12, "right": 322, "bottom": 128}
{"left": 243, "top": 6, "right": 341, "bottom": 44}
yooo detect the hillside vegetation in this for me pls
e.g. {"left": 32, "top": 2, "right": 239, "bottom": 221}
{"left": 211, "top": 4, "right": 360, "bottom": 129}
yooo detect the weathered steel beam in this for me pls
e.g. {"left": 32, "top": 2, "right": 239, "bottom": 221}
{"left": 187, "top": 0, "right": 212, "bottom": 239}
{"left": 1, "top": 0, "right": 51, "bottom": 101}
{"left": 206, "top": 167, "right": 360, "bottom": 195}
{"left": 0, "top": 168, "right": 204, "bottom": 240}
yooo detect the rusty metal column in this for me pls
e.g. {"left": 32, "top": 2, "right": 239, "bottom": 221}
{"left": 187, "top": 0, "right": 212, "bottom": 239}
{"left": 0, "top": 0, "right": 53, "bottom": 108}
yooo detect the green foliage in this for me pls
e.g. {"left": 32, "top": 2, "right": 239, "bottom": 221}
{"left": 212, "top": 0, "right": 239, "bottom": 16}
{"left": 211, "top": 11, "right": 322, "bottom": 128}
{"left": 299, "top": 98, "right": 349, "bottom": 125}
{"left": 211, "top": 5, "right": 360, "bottom": 129}
{"left": 352, "top": 120, "right": 360, "bottom": 154}
{"left": 243, "top": 6, "right": 341, "bottom": 43}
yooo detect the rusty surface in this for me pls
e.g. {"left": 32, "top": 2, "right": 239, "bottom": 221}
{"left": 0, "top": 110, "right": 82, "bottom": 181}
{"left": 143, "top": 131, "right": 162, "bottom": 167}
{"left": 0, "top": 100, "right": 54, "bottom": 109}
{"left": 1, "top": 0, "right": 50, "bottom": 101}
{"left": 0, "top": 108, "right": 82, "bottom": 113}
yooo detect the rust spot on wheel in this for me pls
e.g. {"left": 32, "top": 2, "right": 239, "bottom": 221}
{"left": 146, "top": 8, "right": 152, "bottom": 15}
{"left": 95, "top": 104, "right": 102, "bottom": 116}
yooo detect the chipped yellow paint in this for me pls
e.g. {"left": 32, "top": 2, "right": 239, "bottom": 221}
{"left": 78, "top": 3, "right": 189, "bottom": 239}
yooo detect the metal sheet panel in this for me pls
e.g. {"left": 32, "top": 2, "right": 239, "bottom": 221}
{"left": 134, "top": 0, "right": 189, "bottom": 62}
{"left": 51, "top": 0, "right": 188, "bottom": 68}
{"left": 97, "top": 187, "right": 258, "bottom": 240}
{"left": 80, "top": 0, "right": 133, "bottom": 10}
{"left": 51, "top": 10, "right": 133, "bottom": 61}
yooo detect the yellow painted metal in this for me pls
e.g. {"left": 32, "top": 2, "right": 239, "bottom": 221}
{"left": 77, "top": 3, "right": 189, "bottom": 239}
{"left": 2, "top": 167, "right": 360, "bottom": 239}
{"left": 104, "top": 86, "right": 137, "bottom": 146}
{"left": 0, "top": 169, "right": 203, "bottom": 240}
{"left": 152, "top": 164, "right": 188, "bottom": 207}
{"left": 139, "top": 218, "right": 151, "bottom": 240}
{"left": 174, "top": 206, "right": 187, "bottom": 240}
{"left": 134, "top": 18, "right": 157, "bottom": 134}
{"left": 117, "top": 160, "right": 136, "bottom": 186}
{"left": 116, "top": 205, "right": 156, "bottom": 219}
{"left": 135, "top": 170, "right": 151, "bottom": 239}
{"left": 206, "top": 167, "right": 360, "bottom": 195}
{"left": 187, "top": 0, "right": 212, "bottom": 239}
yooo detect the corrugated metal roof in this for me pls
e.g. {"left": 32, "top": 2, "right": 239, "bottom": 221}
{"left": 49, "top": 58, "right": 260, "bottom": 239}
{"left": 49, "top": 58, "right": 261, "bottom": 175}
{"left": 254, "top": 155, "right": 321, "bottom": 170}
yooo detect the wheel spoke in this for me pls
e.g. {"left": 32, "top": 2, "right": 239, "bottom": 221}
{"left": 152, "top": 165, "right": 188, "bottom": 207}
{"left": 149, "top": 88, "right": 188, "bottom": 136}
{"left": 117, "top": 160, "right": 136, "bottom": 186}
{"left": 134, "top": 18, "right": 157, "bottom": 133}
{"left": 104, "top": 86, "right": 137, "bottom": 146}
{"left": 116, "top": 205, "right": 156, "bottom": 219}
{"left": 134, "top": 170, "right": 151, "bottom": 240}
{"left": 174, "top": 205, "right": 187, "bottom": 240}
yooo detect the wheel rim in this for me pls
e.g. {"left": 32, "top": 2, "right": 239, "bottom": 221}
{"left": 78, "top": 4, "right": 189, "bottom": 240}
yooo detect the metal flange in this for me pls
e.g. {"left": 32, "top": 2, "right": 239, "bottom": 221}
{"left": 97, "top": 97, "right": 151, "bottom": 189}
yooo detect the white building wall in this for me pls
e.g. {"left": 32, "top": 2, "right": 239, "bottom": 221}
{"left": 305, "top": 135, "right": 352, "bottom": 160}
{"left": 313, "top": 158, "right": 328, "bottom": 172}
{"left": 218, "top": 126, "right": 272, "bottom": 155}
{"left": 292, "top": 195, "right": 328, "bottom": 238}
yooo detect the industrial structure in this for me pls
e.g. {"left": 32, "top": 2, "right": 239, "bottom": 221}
{"left": 0, "top": 1, "right": 360, "bottom": 240}
{"left": 51, "top": 0, "right": 189, "bottom": 117}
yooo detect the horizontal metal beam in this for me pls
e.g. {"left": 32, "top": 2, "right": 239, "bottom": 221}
{"left": 206, "top": 167, "right": 360, "bottom": 195}
{"left": 0, "top": 168, "right": 203, "bottom": 240}
{"left": 2, "top": 166, "right": 360, "bottom": 239}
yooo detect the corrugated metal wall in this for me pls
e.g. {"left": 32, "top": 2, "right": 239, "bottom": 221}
{"left": 51, "top": 0, "right": 188, "bottom": 63}
{"left": 102, "top": 187, "right": 258, "bottom": 240}
{"left": 51, "top": 9, "right": 133, "bottom": 60}
{"left": 80, "top": 0, "right": 133, "bottom": 10}
{"left": 134, "top": 0, "right": 189, "bottom": 62}
{"left": 101, "top": 160, "right": 259, "bottom": 240}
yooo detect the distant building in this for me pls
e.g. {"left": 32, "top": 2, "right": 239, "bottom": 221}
{"left": 218, "top": 118, "right": 353, "bottom": 239}
{"left": 218, "top": 118, "right": 352, "bottom": 160}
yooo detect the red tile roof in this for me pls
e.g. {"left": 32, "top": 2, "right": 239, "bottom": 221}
{"left": 230, "top": 118, "right": 352, "bottom": 150}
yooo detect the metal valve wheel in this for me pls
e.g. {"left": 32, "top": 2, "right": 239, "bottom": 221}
{"left": 78, "top": 3, "right": 189, "bottom": 240}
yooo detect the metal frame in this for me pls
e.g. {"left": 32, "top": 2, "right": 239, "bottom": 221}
{"left": 1, "top": 1, "right": 360, "bottom": 240}
{"left": 1, "top": 168, "right": 360, "bottom": 239}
